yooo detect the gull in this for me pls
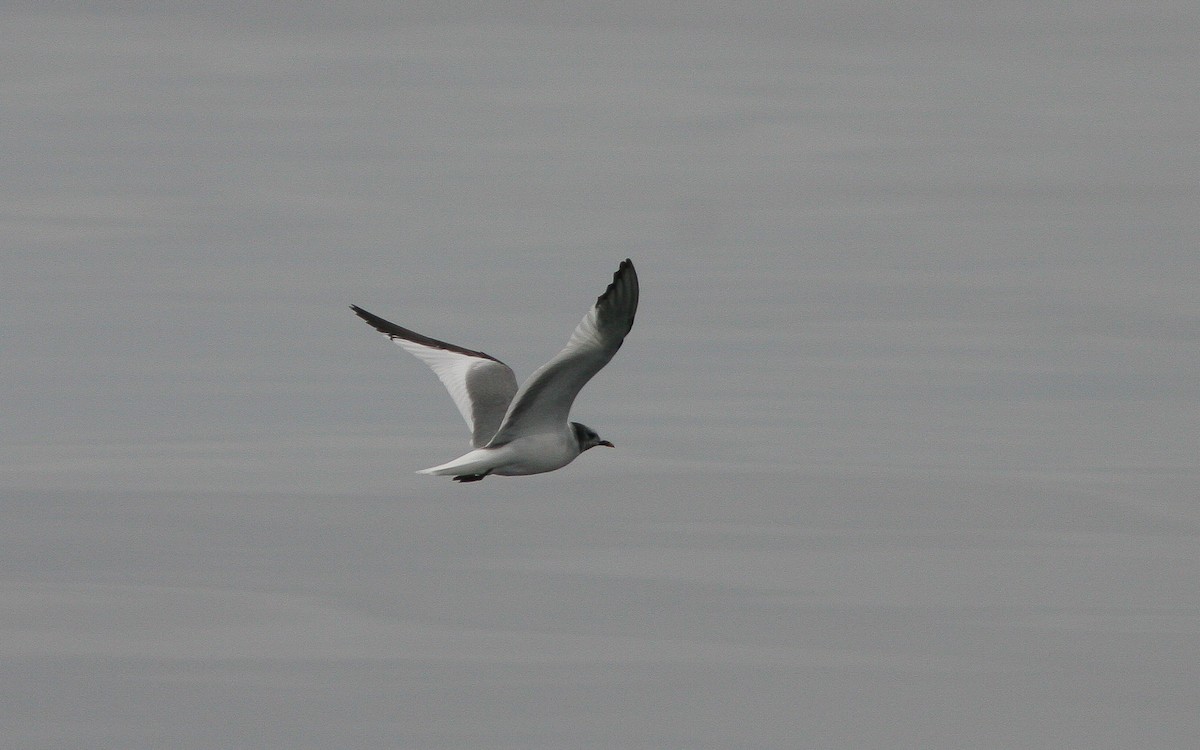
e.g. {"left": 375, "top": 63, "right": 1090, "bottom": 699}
{"left": 351, "top": 259, "right": 638, "bottom": 482}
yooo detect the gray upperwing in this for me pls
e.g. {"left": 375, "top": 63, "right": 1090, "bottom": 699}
{"left": 488, "top": 259, "right": 638, "bottom": 445}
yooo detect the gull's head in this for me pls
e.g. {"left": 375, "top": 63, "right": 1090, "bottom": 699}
{"left": 571, "top": 422, "right": 614, "bottom": 451}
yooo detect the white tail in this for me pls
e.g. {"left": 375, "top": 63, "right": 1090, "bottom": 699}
{"left": 416, "top": 447, "right": 505, "bottom": 477}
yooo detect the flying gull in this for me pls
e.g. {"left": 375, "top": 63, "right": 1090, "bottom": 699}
{"left": 351, "top": 259, "right": 638, "bottom": 482}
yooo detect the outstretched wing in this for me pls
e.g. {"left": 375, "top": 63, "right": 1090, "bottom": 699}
{"left": 488, "top": 259, "right": 638, "bottom": 446}
{"left": 350, "top": 305, "right": 518, "bottom": 447}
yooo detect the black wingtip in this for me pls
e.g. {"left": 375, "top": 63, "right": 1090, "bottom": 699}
{"left": 349, "top": 303, "right": 506, "bottom": 363}
{"left": 349, "top": 304, "right": 394, "bottom": 334}
{"left": 595, "top": 258, "right": 639, "bottom": 320}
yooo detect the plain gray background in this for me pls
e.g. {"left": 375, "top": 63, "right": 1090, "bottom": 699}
{"left": 3, "top": 3, "right": 1197, "bottom": 748}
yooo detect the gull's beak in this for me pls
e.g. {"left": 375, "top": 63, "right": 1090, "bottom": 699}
{"left": 598, "top": 440, "right": 614, "bottom": 448}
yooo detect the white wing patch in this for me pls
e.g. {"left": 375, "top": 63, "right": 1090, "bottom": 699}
{"left": 394, "top": 342, "right": 482, "bottom": 428}
{"left": 351, "top": 305, "right": 518, "bottom": 447}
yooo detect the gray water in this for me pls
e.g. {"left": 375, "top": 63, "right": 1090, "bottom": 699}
{"left": 3, "top": 4, "right": 1198, "bottom": 748}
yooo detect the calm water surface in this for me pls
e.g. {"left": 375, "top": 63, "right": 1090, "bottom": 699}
{"left": 3, "top": 4, "right": 1197, "bottom": 748}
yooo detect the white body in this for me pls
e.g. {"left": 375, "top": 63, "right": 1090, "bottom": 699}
{"left": 417, "top": 428, "right": 582, "bottom": 478}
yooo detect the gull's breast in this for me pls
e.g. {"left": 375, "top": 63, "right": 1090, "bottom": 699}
{"left": 492, "top": 430, "right": 580, "bottom": 476}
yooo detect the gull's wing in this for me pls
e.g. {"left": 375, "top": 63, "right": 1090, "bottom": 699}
{"left": 350, "top": 305, "right": 518, "bottom": 447}
{"left": 488, "top": 259, "right": 638, "bottom": 446}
